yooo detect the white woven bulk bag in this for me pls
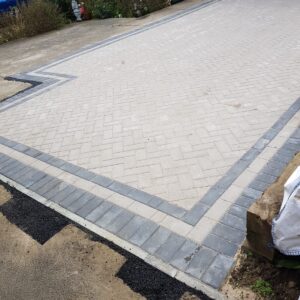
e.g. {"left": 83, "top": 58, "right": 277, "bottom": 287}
{"left": 272, "top": 166, "right": 300, "bottom": 256}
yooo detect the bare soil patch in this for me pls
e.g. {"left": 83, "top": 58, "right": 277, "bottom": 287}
{"left": 223, "top": 248, "right": 300, "bottom": 300}
{"left": 0, "top": 78, "right": 31, "bottom": 101}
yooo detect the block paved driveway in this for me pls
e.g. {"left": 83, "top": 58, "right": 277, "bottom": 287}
{"left": 0, "top": 0, "right": 300, "bottom": 295}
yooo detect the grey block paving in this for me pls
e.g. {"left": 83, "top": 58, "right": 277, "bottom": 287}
{"left": 36, "top": 178, "right": 62, "bottom": 196}
{"left": 157, "top": 202, "right": 186, "bottom": 218}
{"left": 202, "top": 234, "right": 238, "bottom": 258}
{"left": 185, "top": 247, "right": 217, "bottom": 279}
{"left": 12, "top": 143, "right": 29, "bottom": 152}
{"left": 201, "top": 254, "right": 234, "bottom": 289}
{"left": 212, "top": 224, "right": 245, "bottom": 244}
{"left": 242, "top": 187, "right": 262, "bottom": 200}
{"left": 255, "top": 173, "right": 277, "bottom": 185}
{"left": 0, "top": 160, "right": 13, "bottom": 173}
{"left": 47, "top": 156, "right": 65, "bottom": 168}
{"left": 43, "top": 181, "right": 70, "bottom": 200}
{"left": 235, "top": 195, "right": 255, "bottom": 209}
{"left": 24, "top": 147, "right": 42, "bottom": 158}
{"left": 16, "top": 169, "right": 46, "bottom": 188}
{"left": 95, "top": 205, "right": 123, "bottom": 228}
{"left": 221, "top": 213, "right": 246, "bottom": 231}
{"left": 60, "top": 188, "right": 86, "bottom": 209}
{"left": 200, "top": 187, "right": 225, "bottom": 206}
{"left": 141, "top": 226, "right": 172, "bottom": 254}
{"left": 4, "top": 163, "right": 27, "bottom": 179}
{"left": 50, "top": 185, "right": 77, "bottom": 203}
{"left": 148, "top": 196, "right": 163, "bottom": 208}
{"left": 68, "top": 192, "right": 96, "bottom": 213}
{"left": 253, "top": 138, "right": 269, "bottom": 151}
{"left": 155, "top": 233, "right": 186, "bottom": 262}
{"left": 86, "top": 201, "right": 112, "bottom": 222}
{"left": 183, "top": 202, "right": 210, "bottom": 225}
{"left": 248, "top": 180, "right": 270, "bottom": 192}
{"left": 240, "top": 148, "right": 260, "bottom": 163}
{"left": 90, "top": 175, "right": 113, "bottom": 188}
{"left": 13, "top": 166, "right": 34, "bottom": 180}
{"left": 36, "top": 153, "right": 53, "bottom": 163}
{"left": 129, "top": 220, "right": 158, "bottom": 246}
{"left": 118, "top": 215, "right": 148, "bottom": 240}
{"left": 0, "top": 154, "right": 10, "bottom": 164}
{"left": 0, "top": 157, "right": 14, "bottom": 168}
{"left": 107, "top": 181, "right": 133, "bottom": 197}
{"left": 266, "top": 159, "right": 287, "bottom": 171}
{"left": 228, "top": 205, "right": 247, "bottom": 219}
{"left": 29, "top": 175, "right": 55, "bottom": 191}
{"left": 127, "top": 188, "right": 153, "bottom": 204}
{"left": 76, "top": 196, "right": 103, "bottom": 218}
{"left": 75, "top": 168, "right": 96, "bottom": 181}
{"left": 1, "top": 160, "right": 19, "bottom": 173}
{"left": 0, "top": 137, "right": 16, "bottom": 147}
{"left": 0, "top": 159, "right": 18, "bottom": 175}
{"left": 107, "top": 210, "right": 135, "bottom": 234}
{"left": 170, "top": 240, "right": 200, "bottom": 270}
{"left": 261, "top": 165, "right": 284, "bottom": 178}
{"left": 60, "top": 162, "right": 81, "bottom": 174}
{"left": 273, "top": 152, "right": 294, "bottom": 165}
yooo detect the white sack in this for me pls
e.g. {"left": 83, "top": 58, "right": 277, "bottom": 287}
{"left": 272, "top": 166, "right": 300, "bottom": 256}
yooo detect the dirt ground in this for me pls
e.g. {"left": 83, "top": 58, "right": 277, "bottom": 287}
{"left": 0, "top": 222, "right": 140, "bottom": 300}
{"left": 228, "top": 248, "right": 300, "bottom": 300}
{"left": 0, "top": 183, "right": 209, "bottom": 300}
{"left": 0, "top": 185, "right": 142, "bottom": 300}
{"left": 0, "top": 77, "right": 31, "bottom": 101}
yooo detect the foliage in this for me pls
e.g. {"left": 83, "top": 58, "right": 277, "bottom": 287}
{"left": 275, "top": 258, "right": 300, "bottom": 269}
{"left": 50, "top": 0, "right": 74, "bottom": 20}
{"left": 0, "top": 0, "right": 171, "bottom": 44}
{"left": 85, "top": 0, "right": 119, "bottom": 19}
{"left": 0, "top": 0, "right": 66, "bottom": 43}
{"left": 251, "top": 279, "right": 273, "bottom": 298}
{"left": 20, "top": 0, "right": 66, "bottom": 35}
{"left": 85, "top": 0, "right": 171, "bottom": 19}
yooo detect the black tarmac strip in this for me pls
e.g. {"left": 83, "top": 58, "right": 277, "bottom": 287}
{"left": 0, "top": 181, "right": 212, "bottom": 300}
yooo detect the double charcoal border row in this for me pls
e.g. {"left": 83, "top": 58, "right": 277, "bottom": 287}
{"left": 0, "top": 151, "right": 234, "bottom": 289}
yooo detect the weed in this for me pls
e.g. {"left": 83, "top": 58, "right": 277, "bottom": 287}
{"left": 251, "top": 279, "right": 273, "bottom": 298}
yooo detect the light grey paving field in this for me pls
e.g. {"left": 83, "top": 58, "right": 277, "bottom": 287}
{"left": 0, "top": 0, "right": 299, "bottom": 294}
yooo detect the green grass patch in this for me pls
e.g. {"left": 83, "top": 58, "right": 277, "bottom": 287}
{"left": 251, "top": 279, "right": 273, "bottom": 298}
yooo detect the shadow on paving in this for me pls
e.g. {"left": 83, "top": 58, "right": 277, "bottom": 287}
{"left": 0, "top": 181, "right": 211, "bottom": 300}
